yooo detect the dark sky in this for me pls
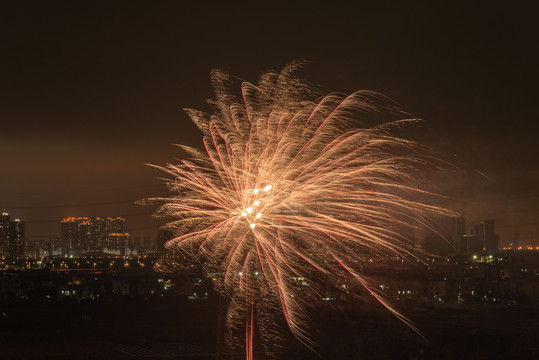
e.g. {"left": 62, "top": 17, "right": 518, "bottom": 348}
{"left": 1, "top": 1, "right": 537, "bottom": 245}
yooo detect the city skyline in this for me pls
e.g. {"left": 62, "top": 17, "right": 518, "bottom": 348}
{"left": 8, "top": 208, "right": 539, "bottom": 259}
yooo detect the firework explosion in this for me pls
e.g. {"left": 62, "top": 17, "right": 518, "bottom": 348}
{"left": 155, "top": 63, "right": 451, "bottom": 356}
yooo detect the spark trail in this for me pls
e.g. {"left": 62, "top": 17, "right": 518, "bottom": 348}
{"left": 154, "top": 63, "right": 452, "bottom": 356}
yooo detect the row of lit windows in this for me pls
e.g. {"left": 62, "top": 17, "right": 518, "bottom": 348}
{"left": 62, "top": 217, "right": 125, "bottom": 222}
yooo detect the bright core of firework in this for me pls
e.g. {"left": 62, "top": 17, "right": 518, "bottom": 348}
{"left": 239, "top": 184, "right": 272, "bottom": 229}
{"left": 155, "top": 64, "right": 451, "bottom": 345}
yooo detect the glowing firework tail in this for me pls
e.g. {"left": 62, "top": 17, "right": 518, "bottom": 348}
{"left": 154, "top": 63, "right": 453, "bottom": 354}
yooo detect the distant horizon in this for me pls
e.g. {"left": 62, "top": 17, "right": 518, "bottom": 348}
{"left": 2, "top": 208, "right": 536, "bottom": 249}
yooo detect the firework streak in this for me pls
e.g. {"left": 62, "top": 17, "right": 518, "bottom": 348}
{"left": 154, "top": 64, "right": 452, "bottom": 354}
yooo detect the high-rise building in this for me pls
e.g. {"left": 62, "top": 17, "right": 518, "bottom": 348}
{"left": 455, "top": 216, "right": 466, "bottom": 252}
{"left": 463, "top": 220, "right": 499, "bottom": 254}
{"left": 470, "top": 223, "right": 485, "bottom": 253}
{"left": 425, "top": 216, "right": 465, "bottom": 256}
{"left": 0, "top": 212, "right": 25, "bottom": 258}
{"left": 483, "top": 219, "right": 499, "bottom": 253}
{"left": 106, "top": 233, "right": 129, "bottom": 255}
{"left": 9, "top": 219, "right": 25, "bottom": 258}
{"left": 61, "top": 217, "right": 128, "bottom": 255}
{"left": 0, "top": 212, "right": 9, "bottom": 257}
{"left": 61, "top": 217, "right": 90, "bottom": 253}
{"left": 26, "top": 236, "right": 62, "bottom": 257}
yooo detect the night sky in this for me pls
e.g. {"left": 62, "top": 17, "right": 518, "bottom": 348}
{"left": 1, "top": 1, "right": 537, "bottom": 245}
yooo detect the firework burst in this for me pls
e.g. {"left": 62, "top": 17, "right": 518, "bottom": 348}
{"left": 154, "top": 63, "right": 452, "bottom": 355}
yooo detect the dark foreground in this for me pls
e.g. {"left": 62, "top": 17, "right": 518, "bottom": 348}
{"left": 1, "top": 298, "right": 538, "bottom": 360}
